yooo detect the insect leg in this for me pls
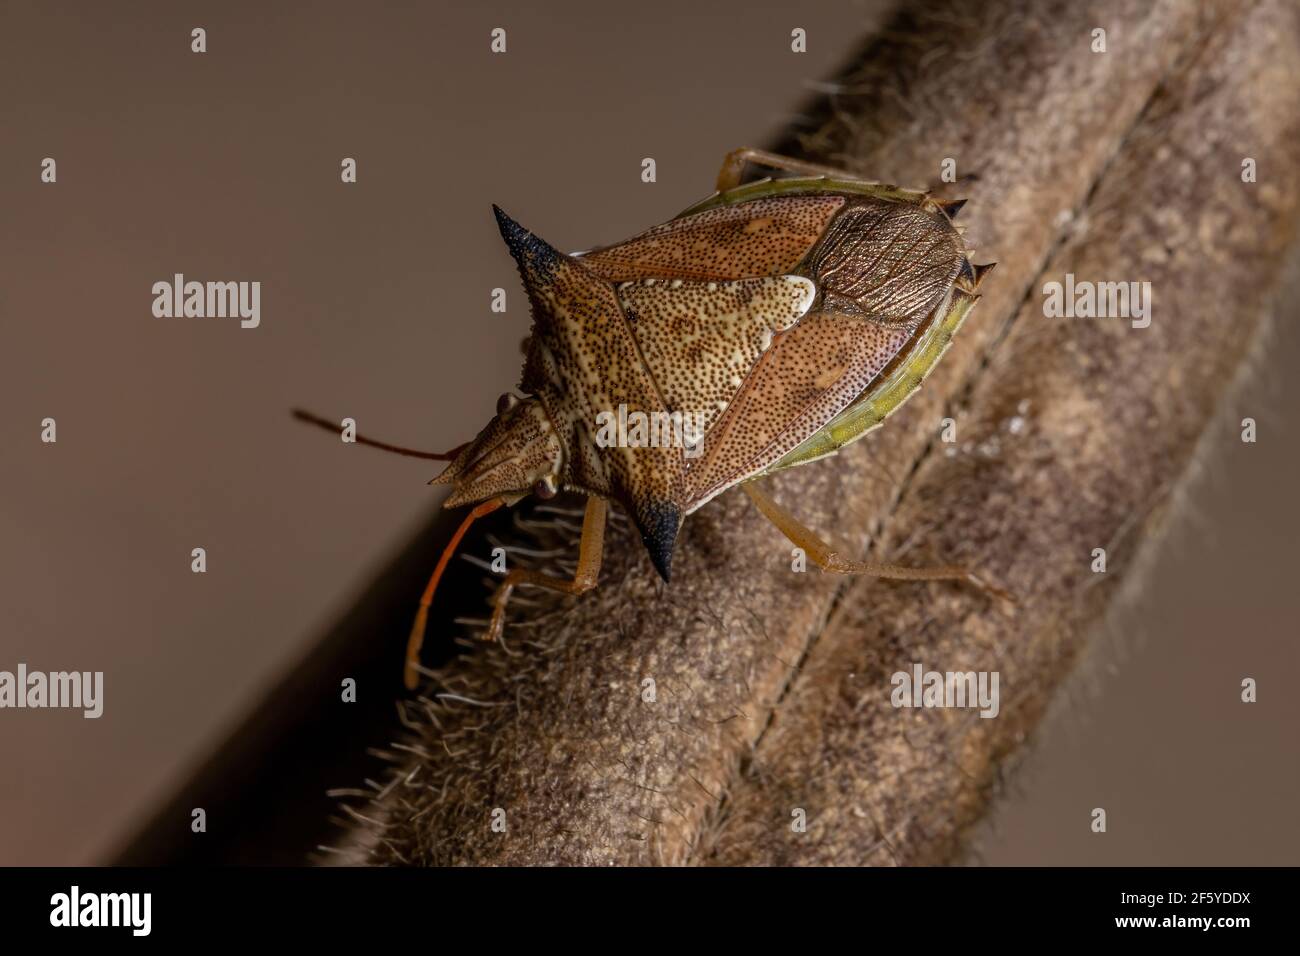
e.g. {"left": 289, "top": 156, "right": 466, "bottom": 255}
{"left": 716, "top": 146, "right": 866, "bottom": 192}
{"left": 742, "top": 481, "right": 1014, "bottom": 603}
{"left": 484, "top": 496, "right": 608, "bottom": 643}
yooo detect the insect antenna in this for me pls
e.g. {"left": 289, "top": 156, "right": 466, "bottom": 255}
{"left": 291, "top": 408, "right": 469, "bottom": 461}
{"left": 404, "top": 497, "right": 505, "bottom": 689}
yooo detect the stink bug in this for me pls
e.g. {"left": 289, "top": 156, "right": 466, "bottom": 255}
{"left": 296, "top": 148, "right": 1000, "bottom": 689}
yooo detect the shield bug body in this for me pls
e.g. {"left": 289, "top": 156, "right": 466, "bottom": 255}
{"left": 297, "top": 149, "right": 998, "bottom": 688}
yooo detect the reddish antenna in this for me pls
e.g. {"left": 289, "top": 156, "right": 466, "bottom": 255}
{"left": 291, "top": 408, "right": 468, "bottom": 462}
{"left": 404, "top": 497, "right": 504, "bottom": 689}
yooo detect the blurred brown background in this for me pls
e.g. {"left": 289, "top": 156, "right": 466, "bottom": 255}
{"left": 1, "top": 0, "right": 1296, "bottom": 866}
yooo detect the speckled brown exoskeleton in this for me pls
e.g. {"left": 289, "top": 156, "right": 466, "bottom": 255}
{"left": 296, "top": 149, "right": 1001, "bottom": 688}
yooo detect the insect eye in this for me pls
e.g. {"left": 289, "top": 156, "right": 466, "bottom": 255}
{"left": 533, "top": 477, "right": 558, "bottom": 499}
{"left": 496, "top": 392, "right": 519, "bottom": 415}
